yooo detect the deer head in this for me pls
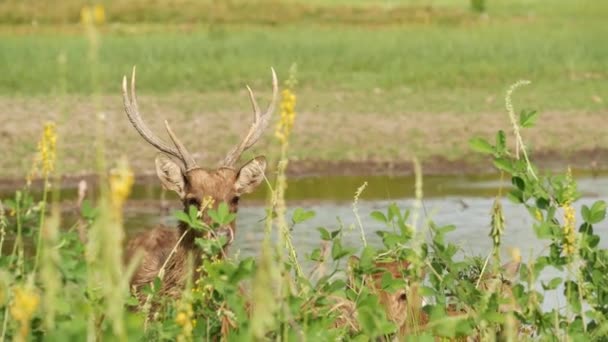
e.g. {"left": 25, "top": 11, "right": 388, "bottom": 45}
{"left": 342, "top": 257, "right": 426, "bottom": 333}
{"left": 122, "top": 67, "right": 278, "bottom": 245}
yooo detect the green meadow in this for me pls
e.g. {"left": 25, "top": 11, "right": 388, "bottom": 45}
{"left": 0, "top": 0, "right": 607, "bottom": 177}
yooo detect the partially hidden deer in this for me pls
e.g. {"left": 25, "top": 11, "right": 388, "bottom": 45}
{"left": 333, "top": 257, "right": 521, "bottom": 339}
{"left": 120, "top": 67, "right": 278, "bottom": 302}
{"left": 330, "top": 258, "right": 427, "bottom": 335}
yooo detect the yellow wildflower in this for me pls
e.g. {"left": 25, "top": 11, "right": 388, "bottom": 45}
{"left": 561, "top": 167, "right": 578, "bottom": 256}
{"left": 175, "top": 305, "right": 195, "bottom": 340}
{"left": 81, "top": 4, "right": 106, "bottom": 26}
{"left": 275, "top": 89, "right": 296, "bottom": 144}
{"left": 275, "top": 64, "right": 297, "bottom": 145}
{"left": 563, "top": 204, "right": 576, "bottom": 256}
{"left": 175, "top": 311, "right": 188, "bottom": 326}
{"left": 563, "top": 167, "right": 577, "bottom": 204}
{"left": 80, "top": 6, "right": 92, "bottom": 25}
{"left": 109, "top": 158, "right": 135, "bottom": 211}
{"left": 534, "top": 208, "right": 543, "bottom": 221}
{"left": 93, "top": 4, "right": 106, "bottom": 25}
{"left": 10, "top": 285, "right": 40, "bottom": 341}
{"left": 27, "top": 122, "right": 57, "bottom": 186}
{"left": 40, "top": 122, "right": 57, "bottom": 175}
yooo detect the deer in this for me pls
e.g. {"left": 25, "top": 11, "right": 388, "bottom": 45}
{"left": 330, "top": 257, "right": 426, "bottom": 335}
{"left": 332, "top": 257, "right": 521, "bottom": 339}
{"left": 120, "top": 67, "right": 278, "bottom": 303}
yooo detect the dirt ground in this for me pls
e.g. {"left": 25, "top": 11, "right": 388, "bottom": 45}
{"left": 1, "top": 94, "right": 607, "bottom": 188}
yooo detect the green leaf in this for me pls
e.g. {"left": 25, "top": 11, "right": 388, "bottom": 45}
{"left": 218, "top": 202, "right": 229, "bottom": 220}
{"left": 495, "top": 130, "right": 507, "bottom": 153}
{"left": 370, "top": 211, "right": 388, "bottom": 223}
{"left": 542, "top": 277, "right": 563, "bottom": 290}
{"left": 80, "top": 199, "right": 98, "bottom": 220}
{"left": 325, "top": 280, "right": 346, "bottom": 294}
{"left": 331, "top": 240, "right": 353, "bottom": 260}
{"left": 387, "top": 203, "right": 401, "bottom": 221}
{"left": 174, "top": 211, "right": 192, "bottom": 225}
{"left": 520, "top": 109, "right": 539, "bottom": 128}
{"left": 309, "top": 248, "right": 323, "bottom": 262}
{"left": 469, "top": 137, "right": 494, "bottom": 154}
{"left": 188, "top": 204, "right": 198, "bottom": 220}
{"left": 484, "top": 312, "right": 505, "bottom": 324}
{"left": 413, "top": 334, "right": 436, "bottom": 342}
{"left": 207, "top": 210, "right": 220, "bottom": 224}
{"left": 493, "top": 158, "right": 515, "bottom": 173}
{"left": 380, "top": 273, "right": 405, "bottom": 292}
{"left": 317, "top": 227, "right": 331, "bottom": 241}
{"left": 331, "top": 240, "right": 344, "bottom": 260}
{"left": 582, "top": 201, "right": 606, "bottom": 224}
{"left": 292, "top": 208, "right": 316, "bottom": 224}
{"left": 511, "top": 176, "right": 525, "bottom": 191}
{"left": 533, "top": 222, "right": 554, "bottom": 239}
{"left": 536, "top": 197, "right": 550, "bottom": 210}
{"left": 359, "top": 246, "right": 376, "bottom": 270}
{"left": 436, "top": 224, "right": 456, "bottom": 235}
{"left": 507, "top": 189, "right": 524, "bottom": 203}
{"left": 153, "top": 276, "right": 162, "bottom": 292}
{"left": 564, "top": 281, "right": 582, "bottom": 313}
{"left": 208, "top": 202, "right": 236, "bottom": 226}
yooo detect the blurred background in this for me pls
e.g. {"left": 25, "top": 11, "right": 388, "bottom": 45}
{"left": 1, "top": 0, "right": 606, "bottom": 178}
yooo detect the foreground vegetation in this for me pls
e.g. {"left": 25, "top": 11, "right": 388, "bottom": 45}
{"left": 1, "top": 69, "right": 607, "bottom": 340}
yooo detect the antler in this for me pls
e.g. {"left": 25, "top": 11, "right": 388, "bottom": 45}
{"left": 122, "top": 66, "right": 198, "bottom": 170}
{"left": 221, "top": 68, "right": 279, "bottom": 167}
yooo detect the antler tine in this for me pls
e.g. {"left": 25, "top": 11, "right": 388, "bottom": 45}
{"left": 246, "top": 85, "right": 261, "bottom": 123}
{"left": 164, "top": 120, "right": 198, "bottom": 170}
{"left": 122, "top": 66, "right": 197, "bottom": 169}
{"left": 221, "top": 68, "right": 279, "bottom": 167}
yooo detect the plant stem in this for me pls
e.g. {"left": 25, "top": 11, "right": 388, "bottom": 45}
{"left": 33, "top": 177, "right": 49, "bottom": 272}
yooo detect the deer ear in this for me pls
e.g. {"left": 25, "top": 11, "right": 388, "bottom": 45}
{"left": 155, "top": 154, "right": 186, "bottom": 198}
{"left": 501, "top": 260, "right": 521, "bottom": 281}
{"left": 234, "top": 156, "right": 267, "bottom": 196}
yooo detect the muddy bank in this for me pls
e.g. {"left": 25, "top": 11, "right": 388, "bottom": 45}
{"left": 287, "top": 148, "right": 608, "bottom": 178}
{"left": 1, "top": 148, "right": 606, "bottom": 193}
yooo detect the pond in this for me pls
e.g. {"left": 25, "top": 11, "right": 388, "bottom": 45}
{"left": 119, "top": 172, "right": 608, "bottom": 257}
{"left": 3, "top": 171, "right": 608, "bottom": 310}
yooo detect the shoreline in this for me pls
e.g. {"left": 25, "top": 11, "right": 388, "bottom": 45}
{"left": 2, "top": 149, "right": 606, "bottom": 192}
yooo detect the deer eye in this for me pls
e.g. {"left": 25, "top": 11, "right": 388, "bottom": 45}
{"left": 398, "top": 292, "right": 407, "bottom": 302}
{"left": 230, "top": 196, "right": 240, "bottom": 205}
{"left": 186, "top": 197, "right": 201, "bottom": 208}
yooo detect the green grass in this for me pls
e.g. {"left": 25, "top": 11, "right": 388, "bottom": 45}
{"left": 0, "top": 0, "right": 607, "bottom": 178}
{"left": 0, "top": 1, "right": 607, "bottom": 105}
{"left": 1, "top": 22, "right": 607, "bottom": 111}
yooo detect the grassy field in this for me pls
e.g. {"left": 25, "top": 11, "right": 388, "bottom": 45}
{"left": 0, "top": 0, "right": 607, "bottom": 178}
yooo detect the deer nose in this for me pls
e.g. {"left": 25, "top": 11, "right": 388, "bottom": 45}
{"left": 215, "top": 225, "right": 234, "bottom": 246}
